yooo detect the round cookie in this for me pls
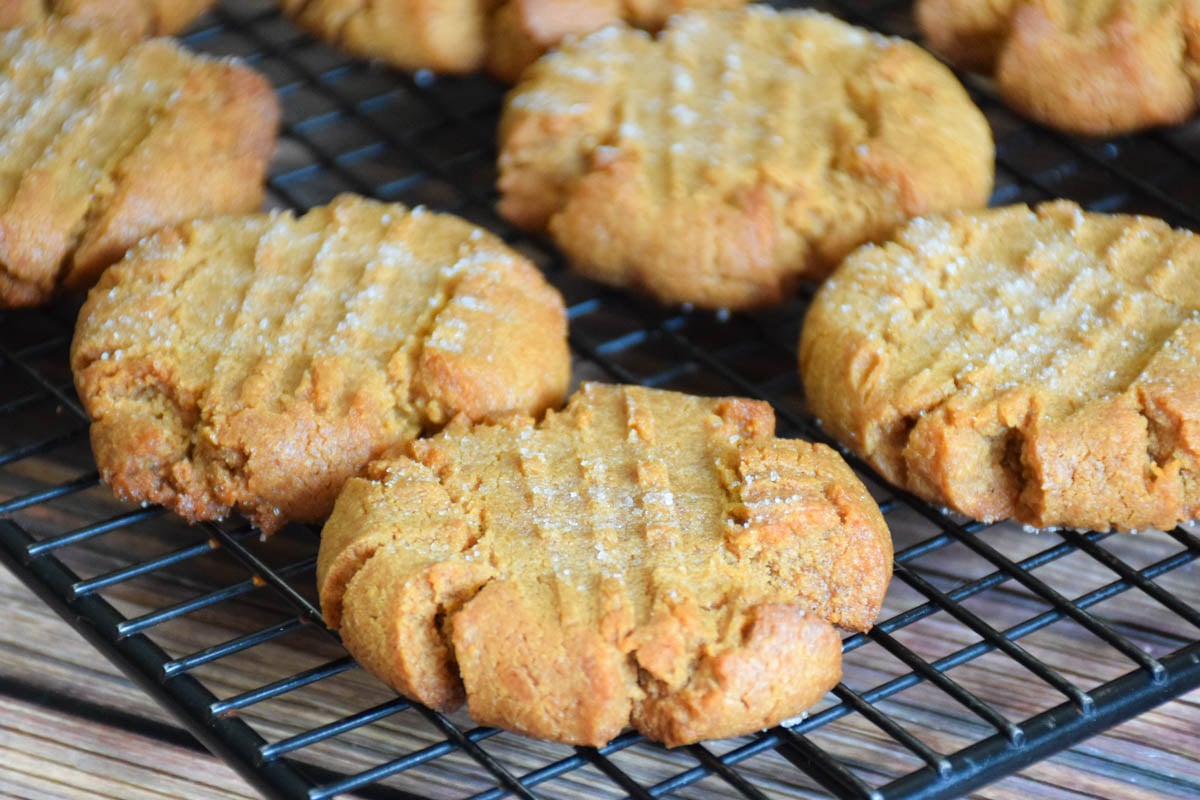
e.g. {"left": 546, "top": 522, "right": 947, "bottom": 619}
{"left": 318, "top": 383, "right": 892, "bottom": 746}
{"left": 0, "top": 0, "right": 215, "bottom": 36}
{"left": 72, "top": 194, "right": 571, "bottom": 534}
{"left": 0, "top": 20, "right": 277, "bottom": 307}
{"left": 916, "top": 0, "right": 1200, "bottom": 135}
{"left": 497, "top": 8, "right": 994, "bottom": 310}
{"left": 800, "top": 201, "right": 1200, "bottom": 533}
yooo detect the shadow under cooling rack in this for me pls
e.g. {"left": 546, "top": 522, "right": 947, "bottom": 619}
{"left": 3, "top": 1, "right": 1200, "bottom": 799}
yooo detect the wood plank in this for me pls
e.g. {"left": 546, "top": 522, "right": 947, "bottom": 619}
{"left": 0, "top": 695, "right": 256, "bottom": 799}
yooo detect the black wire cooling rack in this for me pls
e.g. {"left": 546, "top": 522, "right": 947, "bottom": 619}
{"left": 2, "top": 2, "right": 1200, "bottom": 799}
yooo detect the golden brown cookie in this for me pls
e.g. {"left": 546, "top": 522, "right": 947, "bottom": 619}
{"left": 916, "top": 0, "right": 1200, "bottom": 135}
{"left": 71, "top": 195, "right": 571, "bottom": 535}
{"left": 318, "top": 382, "right": 892, "bottom": 746}
{"left": 800, "top": 201, "right": 1200, "bottom": 533}
{"left": 280, "top": 0, "right": 490, "bottom": 74}
{"left": 485, "top": 0, "right": 745, "bottom": 82}
{"left": 0, "top": 0, "right": 214, "bottom": 36}
{"left": 914, "top": 0, "right": 1013, "bottom": 74}
{"left": 497, "top": 8, "right": 994, "bottom": 310}
{"left": 280, "top": 0, "right": 745, "bottom": 78}
{"left": 0, "top": 20, "right": 277, "bottom": 308}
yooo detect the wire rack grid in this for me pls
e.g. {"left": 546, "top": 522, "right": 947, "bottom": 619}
{"left": 1, "top": 1, "right": 1199, "bottom": 799}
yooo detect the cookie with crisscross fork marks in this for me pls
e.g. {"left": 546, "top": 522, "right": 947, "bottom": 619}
{"left": 0, "top": 0, "right": 214, "bottom": 37}
{"left": 318, "top": 383, "right": 891, "bottom": 746}
{"left": 801, "top": 201, "right": 1200, "bottom": 533}
{"left": 0, "top": 20, "right": 277, "bottom": 307}
{"left": 497, "top": 8, "right": 993, "bottom": 310}
{"left": 71, "top": 195, "right": 571, "bottom": 535}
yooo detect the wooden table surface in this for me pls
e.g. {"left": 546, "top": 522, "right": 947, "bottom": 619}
{"left": 1, "top": 564, "right": 257, "bottom": 799}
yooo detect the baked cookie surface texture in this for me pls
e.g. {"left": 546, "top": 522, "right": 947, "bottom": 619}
{"left": 916, "top": 0, "right": 1200, "bottom": 135}
{"left": 486, "top": 0, "right": 746, "bottom": 81}
{"left": 71, "top": 195, "right": 571, "bottom": 535}
{"left": 497, "top": 8, "right": 994, "bottom": 310}
{"left": 280, "top": 0, "right": 490, "bottom": 74}
{"left": 318, "top": 382, "right": 892, "bottom": 746}
{"left": 0, "top": 20, "right": 277, "bottom": 307}
{"left": 800, "top": 201, "right": 1200, "bottom": 533}
{"left": 280, "top": 0, "right": 745, "bottom": 78}
{"left": 0, "top": 0, "right": 215, "bottom": 36}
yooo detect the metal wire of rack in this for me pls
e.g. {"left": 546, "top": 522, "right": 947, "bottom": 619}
{"left": 1, "top": 1, "right": 1199, "bottom": 799}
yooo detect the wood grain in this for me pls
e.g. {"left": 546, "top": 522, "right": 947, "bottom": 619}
{"left": 0, "top": 565, "right": 257, "bottom": 799}
{"left": 0, "top": 697, "right": 258, "bottom": 800}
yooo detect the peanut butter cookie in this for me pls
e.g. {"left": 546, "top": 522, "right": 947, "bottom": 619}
{"left": 280, "top": 0, "right": 490, "bottom": 74}
{"left": 916, "top": 0, "right": 1200, "bottom": 135}
{"left": 319, "top": 382, "right": 892, "bottom": 746}
{"left": 280, "top": 0, "right": 744, "bottom": 78}
{"left": 0, "top": 20, "right": 277, "bottom": 307}
{"left": 486, "top": 0, "right": 745, "bottom": 82}
{"left": 497, "top": 8, "right": 994, "bottom": 310}
{"left": 800, "top": 201, "right": 1200, "bottom": 533}
{"left": 72, "top": 195, "right": 571, "bottom": 534}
